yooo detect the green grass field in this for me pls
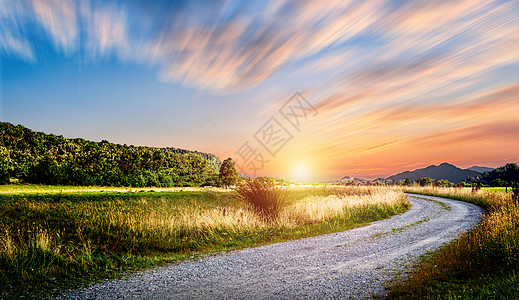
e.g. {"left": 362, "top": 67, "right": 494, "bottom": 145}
{"left": 484, "top": 186, "right": 513, "bottom": 193}
{"left": 0, "top": 183, "right": 225, "bottom": 194}
{"left": 0, "top": 184, "right": 408, "bottom": 299}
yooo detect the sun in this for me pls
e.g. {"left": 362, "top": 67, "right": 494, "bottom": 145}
{"left": 292, "top": 162, "right": 311, "bottom": 183}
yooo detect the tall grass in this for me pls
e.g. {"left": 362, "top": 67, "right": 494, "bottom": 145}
{"left": 388, "top": 186, "right": 519, "bottom": 299}
{"left": 0, "top": 186, "right": 408, "bottom": 298}
{"left": 280, "top": 187, "right": 399, "bottom": 226}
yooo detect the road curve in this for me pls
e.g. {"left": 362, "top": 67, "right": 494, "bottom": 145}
{"left": 59, "top": 194, "right": 483, "bottom": 299}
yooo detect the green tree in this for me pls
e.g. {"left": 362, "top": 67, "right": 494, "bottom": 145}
{"left": 0, "top": 146, "right": 13, "bottom": 184}
{"left": 417, "top": 177, "right": 432, "bottom": 187}
{"left": 404, "top": 178, "right": 412, "bottom": 186}
{"left": 219, "top": 158, "right": 238, "bottom": 187}
{"left": 492, "top": 178, "right": 506, "bottom": 187}
{"left": 436, "top": 179, "right": 452, "bottom": 187}
{"left": 0, "top": 121, "right": 220, "bottom": 187}
{"left": 502, "top": 163, "right": 519, "bottom": 185}
{"left": 481, "top": 163, "right": 519, "bottom": 191}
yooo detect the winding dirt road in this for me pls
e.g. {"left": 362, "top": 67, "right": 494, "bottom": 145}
{"left": 60, "top": 194, "right": 483, "bottom": 299}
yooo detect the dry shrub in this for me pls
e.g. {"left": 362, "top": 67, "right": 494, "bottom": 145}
{"left": 234, "top": 180, "right": 288, "bottom": 220}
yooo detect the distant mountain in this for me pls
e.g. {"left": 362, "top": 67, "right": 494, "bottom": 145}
{"left": 338, "top": 175, "right": 367, "bottom": 183}
{"left": 467, "top": 166, "right": 494, "bottom": 173}
{"left": 386, "top": 163, "right": 481, "bottom": 183}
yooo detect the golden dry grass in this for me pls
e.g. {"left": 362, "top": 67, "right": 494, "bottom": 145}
{"left": 388, "top": 186, "right": 519, "bottom": 299}
{"left": 280, "top": 187, "right": 403, "bottom": 226}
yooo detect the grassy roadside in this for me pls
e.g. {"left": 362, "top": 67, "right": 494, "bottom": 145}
{"left": 0, "top": 185, "right": 409, "bottom": 299}
{"left": 388, "top": 187, "right": 519, "bottom": 299}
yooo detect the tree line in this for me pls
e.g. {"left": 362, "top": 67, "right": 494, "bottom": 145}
{"left": 477, "top": 163, "right": 519, "bottom": 187}
{"left": 0, "top": 122, "right": 228, "bottom": 187}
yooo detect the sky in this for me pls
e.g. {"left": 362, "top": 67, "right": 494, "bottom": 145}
{"left": 1, "top": 0, "right": 519, "bottom": 182}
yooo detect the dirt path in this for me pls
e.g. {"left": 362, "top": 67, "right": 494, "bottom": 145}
{"left": 59, "top": 194, "right": 483, "bottom": 299}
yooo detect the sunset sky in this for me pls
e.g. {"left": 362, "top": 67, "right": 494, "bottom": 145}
{"left": 1, "top": 0, "right": 518, "bottom": 182}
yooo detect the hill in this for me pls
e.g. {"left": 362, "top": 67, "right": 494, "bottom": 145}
{"left": 467, "top": 166, "right": 494, "bottom": 173}
{"left": 386, "top": 163, "right": 481, "bottom": 183}
{"left": 0, "top": 122, "right": 221, "bottom": 187}
{"left": 338, "top": 175, "right": 367, "bottom": 184}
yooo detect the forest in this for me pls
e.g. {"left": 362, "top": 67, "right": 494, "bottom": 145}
{"left": 0, "top": 122, "right": 222, "bottom": 187}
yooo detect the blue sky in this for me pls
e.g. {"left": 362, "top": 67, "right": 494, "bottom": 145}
{"left": 1, "top": 0, "right": 519, "bottom": 181}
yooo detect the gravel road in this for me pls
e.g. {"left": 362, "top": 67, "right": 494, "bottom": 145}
{"left": 58, "top": 194, "right": 483, "bottom": 299}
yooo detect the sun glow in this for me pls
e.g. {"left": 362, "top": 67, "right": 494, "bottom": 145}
{"left": 292, "top": 162, "right": 312, "bottom": 183}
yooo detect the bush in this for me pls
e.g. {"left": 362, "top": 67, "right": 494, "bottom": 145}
{"left": 234, "top": 180, "right": 287, "bottom": 220}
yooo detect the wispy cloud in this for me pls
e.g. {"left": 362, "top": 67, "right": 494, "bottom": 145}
{"left": 0, "top": 0, "right": 35, "bottom": 61}
{"left": 3, "top": 0, "right": 518, "bottom": 93}
{"left": 2, "top": 0, "right": 519, "bottom": 179}
{"left": 32, "top": 0, "right": 78, "bottom": 53}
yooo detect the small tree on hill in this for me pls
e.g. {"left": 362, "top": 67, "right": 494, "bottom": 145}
{"left": 219, "top": 158, "right": 238, "bottom": 187}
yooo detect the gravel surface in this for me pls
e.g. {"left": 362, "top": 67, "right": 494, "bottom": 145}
{"left": 58, "top": 194, "right": 483, "bottom": 299}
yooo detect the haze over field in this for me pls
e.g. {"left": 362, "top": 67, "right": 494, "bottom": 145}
{"left": 1, "top": 0, "right": 519, "bottom": 181}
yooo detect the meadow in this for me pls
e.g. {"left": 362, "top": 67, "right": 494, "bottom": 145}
{"left": 0, "top": 184, "right": 408, "bottom": 298}
{"left": 388, "top": 186, "right": 519, "bottom": 299}
{"left": 483, "top": 186, "right": 514, "bottom": 193}
{"left": 0, "top": 183, "right": 225, "bottom": 194}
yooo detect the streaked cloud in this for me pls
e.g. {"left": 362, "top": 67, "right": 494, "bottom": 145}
{"left": 2, "top": 0, "right": 518, "bottom": 180}
{"left": 0, "top": 0, "right": 35, "bottom": 60}
{"left": 3, "top": 0, "right": 519, "bottom": 92}
{"left": 32, "top": 0, "right": 78, "bottom": 53}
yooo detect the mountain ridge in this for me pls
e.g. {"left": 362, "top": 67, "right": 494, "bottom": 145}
{"left": 467, "top": 165, "right": 495, "bottom": 173}
{"left": 386, "top": 162, "right": 482, "bottom": 183}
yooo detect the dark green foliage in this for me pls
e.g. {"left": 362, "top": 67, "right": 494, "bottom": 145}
{"left": 0, "top": 122, "right": 221, "bottom": 187}
{"left": 416, "top": 177, "right": 432, "bottom": 186}
{"left": 435, "top": 179, "right": 452, "bottom": 187}
{"left": 492, "top": 178, "right": 506, "bottom": 187}
{"left": 219, "top": 158, "right": 238, "bottom": 187}
{"left": 480, "top": 163, "right": 519, "bottom": 187}
{"left": 0, "top": 146, "right": 13, "bottom": 184}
